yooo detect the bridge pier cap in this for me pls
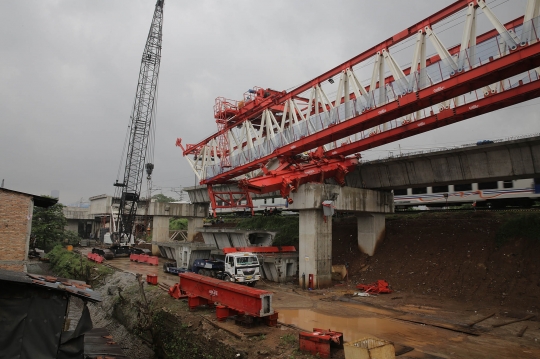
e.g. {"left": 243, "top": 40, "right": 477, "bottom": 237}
{"left": 289, "top": 183, "right": 393, "bottom": 213}
{"left": 291, "top": 184, "right": 393, "bottom": 288}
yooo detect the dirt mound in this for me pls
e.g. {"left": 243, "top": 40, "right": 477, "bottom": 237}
{"left": 332, "top": 212, "right": 540, "bottom": 311}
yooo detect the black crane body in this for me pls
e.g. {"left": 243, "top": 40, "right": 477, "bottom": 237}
{"left": 94, "top": 0, "right": 164, "bottom": 259}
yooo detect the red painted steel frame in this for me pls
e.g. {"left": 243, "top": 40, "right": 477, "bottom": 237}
{"left": 183, "top": 0, "right": 481, "bottom": 156}
{"left": 203, "top": 41, "right": 540, "bottom": 185}
{"left": 179, "top": 272, "right": 274, "bottom": 317}
{"left": 222, "top": 246, "right": 296, "bottom": 254}
{"left": 327, "top": 78, "right": 540, "bottom": 158}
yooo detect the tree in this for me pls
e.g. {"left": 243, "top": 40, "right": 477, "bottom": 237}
{"left": 32, "top": 201, "right": 79, "bottom": 251}
{"left": 152, "top": 193, "right": 177, "bottom": 203}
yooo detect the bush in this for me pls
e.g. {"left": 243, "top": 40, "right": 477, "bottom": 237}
{"left": 170, "top": 218, "right": 188, "bottom": 230}
{"left": 47, "top": 245, "right": 113, "bottom": 281}
{"left": 495, "top": 213, "right": 540, "bottom": 246}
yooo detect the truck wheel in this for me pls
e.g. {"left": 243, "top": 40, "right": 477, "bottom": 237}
{"left": 225, "top": 275, "right": 233, "bottom": 282}
{"left": 247, "top": 282, "right": 256, "bottom": 287}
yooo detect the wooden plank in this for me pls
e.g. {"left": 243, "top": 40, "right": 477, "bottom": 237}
{"left": 395, "top": 315, "right": 481, "bottom": 336}
{"left": 517, "top": 325, "right": 528, "bottom": 337}
{"left": 468, "top": 312, "right": 495, "bottom": 327}
{"left": 200, "top": 315, "right": 242, "bottom": 339}
{"left": 492, "top": 315, "right": 535, "bottom": 328}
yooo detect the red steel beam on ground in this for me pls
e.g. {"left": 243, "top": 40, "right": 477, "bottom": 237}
{"left": 179, "top": 272, "right": 274, "bottom": 317}
{"left": 326, "top": 78, "right": 540, "bottom": 158}
{"left": 202, "top": 41, "right": 540, "bottom": 185}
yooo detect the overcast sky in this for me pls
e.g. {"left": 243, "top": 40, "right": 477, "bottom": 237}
{"left": 1, "top": 0, "right": 538, "bottom": 205}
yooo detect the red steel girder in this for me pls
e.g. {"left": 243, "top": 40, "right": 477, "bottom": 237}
{"left": 179, "top": 272, "right": 274, "bottom": 317}
{"left": 326, "top": 77, "right": 540, "bottom": 158}
{"left": 207, "top": 184, "right": 255, "bottom": 217}
{"left": 203, "top": 41, "right": 540, "bottom": 185}
{"left": 239, "top": 157, "right": 358, "bottom": 198}
{"left": 183, "top": 0, "right": 491, "bottom": 157}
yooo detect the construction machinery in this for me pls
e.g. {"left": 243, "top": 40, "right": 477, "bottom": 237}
{"left": 178, "top": 0, "right": 540, "bottom": 216}
{"left": 94, "top": 0, "right": 164, "bottom": 259}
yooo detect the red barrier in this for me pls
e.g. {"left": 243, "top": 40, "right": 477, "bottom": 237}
{"left": 147, "top": 256, "right": 159, "bottom": 266}
{"left": 146, "top": 274, "right": 158, "bottom": 285}
{"left": 223, "top": 246, "right": 296, "bottom": 254}
{"left": 138, "top": 254, "right": 149, "bottom": 263}
{"left": 179, "top": 272, "right": 274, "bottom": 318}
{"left": 87, "top": 253, "right": 104, "bottom": 263}
{"left": 299, "top": 329, "right": 343, "bottom": 359}
{"left": 130, "top": 253, "right": 140, "bottom": 262}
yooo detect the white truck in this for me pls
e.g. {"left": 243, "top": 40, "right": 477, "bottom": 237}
{"left": 192, "top": 252, "right": 261, "bottom": 286}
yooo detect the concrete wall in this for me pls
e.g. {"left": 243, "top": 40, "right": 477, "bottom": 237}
{"left": 0, "top": 190, "right": 33, "bottom": 272}
{"left": 348, "top": 136, "right": 540, "bottom": 190}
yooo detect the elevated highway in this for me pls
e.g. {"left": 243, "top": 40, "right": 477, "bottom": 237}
{"left": 347, "top": 135, "right": 540, "bottom": 190}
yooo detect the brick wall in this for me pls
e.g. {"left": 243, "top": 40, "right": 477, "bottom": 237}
{"left": 0, "top": 190, "right": 32, "bottom": 271}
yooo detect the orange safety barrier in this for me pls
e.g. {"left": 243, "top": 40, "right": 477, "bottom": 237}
{"left": 138, "top": 254, "right": 149, "bottom": 263}
{"left": 146, "top": 274, "right": 158, "bottom": 285}
{"left": 147, "top": 256, "right": 159, "bottom": 266}
{"left": 130, "top": 253, "right": 140, "bottom": 262}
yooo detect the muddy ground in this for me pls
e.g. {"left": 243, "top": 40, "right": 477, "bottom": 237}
{"left": 87, "top": 211, "right": 540, "bottom": 358}
{"left": 333, "top": 211, "right": 540, "bottom": 311}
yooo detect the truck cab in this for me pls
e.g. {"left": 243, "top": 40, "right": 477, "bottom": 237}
{"left": 224, "top": 252, "right": 261, "bottom": 286}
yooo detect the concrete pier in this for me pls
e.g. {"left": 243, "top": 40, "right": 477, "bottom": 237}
{"left": 290, "top": 183, "right": 393, "bottom": 288}
{"left": 298, "top": 209, "right": 332, "bottom": 289}
{"left": 148, "top": 202, "right": 208, "bottom": 255}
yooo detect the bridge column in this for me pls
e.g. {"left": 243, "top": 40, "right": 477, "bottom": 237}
{"left": 291, "top": 183, "right": 393, "bottom": 288}
{"left": 298, "top": 209, "right": 333, "bottom": 289}
{"left": 357, "top": 213, "right": 386, "bottom": 256}
{"left": 187, "top": 217, "right": 204, "bottom": 242}
{"left": 151, "top": 216, "right": 170, "bottom": 255}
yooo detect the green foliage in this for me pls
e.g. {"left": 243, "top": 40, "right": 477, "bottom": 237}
{"left": 47, "top": 245, "right": 113, "bottom": 281}
{"left": 281, "top": 333, "right": 298, "bottom": 346}
{"left": 495, "top": 213, "right": 540, "bottom": 246}
{"left": 236, "top": 216, "right": 299, "bottom": 247}
{"left": 32, "top": 201, "right": 79, "bottom": 252}
{"left": 152, "top": 311, "right": 218, "bottom": 359}
{"left": 152, "top": 194, "right": 177, "bottom": 203}
{"left": 170, "top": 218, "right": 188, "bottom": 230}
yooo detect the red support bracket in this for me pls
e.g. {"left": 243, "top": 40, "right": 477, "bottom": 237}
{"left": 207, "top": 184, "right": 255, "bottom": 217}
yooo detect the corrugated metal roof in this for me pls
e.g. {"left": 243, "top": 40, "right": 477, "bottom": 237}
{"left": 0, "top": 269, "right": 101, "bottom": 303}
{"left": 0, "top": 187, "right": 58, "bottom": 208}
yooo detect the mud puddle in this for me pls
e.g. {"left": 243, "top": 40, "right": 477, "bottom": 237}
{"left": 278, "top": 308, "right": 540, "bottom": 358}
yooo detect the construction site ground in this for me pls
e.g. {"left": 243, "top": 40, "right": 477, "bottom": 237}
{"left": 94, "top": 211, "right": 540, "bottom": 358}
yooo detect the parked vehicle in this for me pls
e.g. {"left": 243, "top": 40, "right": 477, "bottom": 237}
{"left": 192, "top": 252, "right": 261, "bottom": 286}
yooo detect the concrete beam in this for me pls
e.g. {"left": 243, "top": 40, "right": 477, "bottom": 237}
{"left": 349, "top": 136, "right": 540, "bottom": 189}
{"left": 148, "top": 202, "right": 208, "bottom": 218}
{"left": 289, "top": 183, "right": 393, "bottom": 213}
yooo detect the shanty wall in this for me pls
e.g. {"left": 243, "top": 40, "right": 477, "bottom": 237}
{"left": 0, "top": 190, "right": 33, "bottom": 271}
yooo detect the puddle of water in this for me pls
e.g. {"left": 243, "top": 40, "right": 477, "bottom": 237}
{"left": 278, "top": 308, "right": 443, "bottom": 344}
{"left": 278, "top": 308, "right": 540, "bottom": 359}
